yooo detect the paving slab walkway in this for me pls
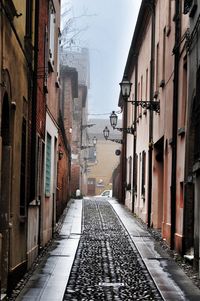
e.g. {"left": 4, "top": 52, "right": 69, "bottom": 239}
{"left": 16, "top": 199, "right": 82, "bottom": 301}
{"left": 109, "top": 198, "right": 200, "bottom": 301}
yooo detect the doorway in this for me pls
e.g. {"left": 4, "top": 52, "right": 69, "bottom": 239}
{"left": 0, "top": 93, "right": 12, "bottom": 291}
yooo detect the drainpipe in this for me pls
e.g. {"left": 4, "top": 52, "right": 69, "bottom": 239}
{"left": 30, "top": 0, "right": 39, "bottom": 202}
{"left": 132, "top": 58, "right": 138, "bottom": 213}
{"left": 171, "top": 0, "right": 180, "bottom": 249}
{"left": 147, "top": 1, "right": 155, "bottom": 227}
{"left": 122, "top": 102, "right": 127, "bottom": 204}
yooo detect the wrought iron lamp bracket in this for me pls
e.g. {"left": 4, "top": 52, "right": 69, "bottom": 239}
{"left": 107, "top": 138, "right": 123, "bottom": 144}
{"left": 126, "top": 100, "right": 160, "bottom": 113}
{"left": 113, "top": 126, "right": 135, "bottom": 134}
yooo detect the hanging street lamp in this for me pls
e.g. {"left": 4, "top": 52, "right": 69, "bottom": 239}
{"left": 109, "top": 111, "right": 135, "bottom": 134}
{"left": 119, "top": 76, "right": 160, "bottom": 113}
{"left": 103, "top": 126, "right": 123, "bottom": 144}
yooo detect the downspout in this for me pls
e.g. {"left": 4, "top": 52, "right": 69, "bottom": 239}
{"left": 171, "top": 0, "right": 180, "bottom": 249}
{"left": 148, "top": 1, "right": 155, "bottom": 227}
{"left": 132, "top": 58, "right": 138, "bottom": 213}
{"left": 122, "top": 102, "right": 127, "bottom": 204}
{"left": 30, "top": 0, "right": 39, "bottom": 202}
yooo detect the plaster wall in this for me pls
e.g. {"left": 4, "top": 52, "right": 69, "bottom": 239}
{"left": 133, "top": 18, "right": 151, "bottom": 222}
{"left": 186, "top": 4, "right": 200, "bottom": 268}
{"left": 0, "top": 1, "right": 30, "bottom": 290}
{"left": 125, "top": 71, "right": 135, "bottom": 211}
{"left": 89, "top": 140, "right": 120, "bottom": 196}
{"left": 46, "top": 0, "right": 60, "bottom": 123}
{"left": 152, "top": 0, "right": 175, "bottom": 233}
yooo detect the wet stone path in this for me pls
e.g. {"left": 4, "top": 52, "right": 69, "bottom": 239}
{"left": 63, "top": 199, "right": 163, "bottom": 301}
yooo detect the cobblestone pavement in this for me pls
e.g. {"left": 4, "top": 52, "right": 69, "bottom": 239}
{"left": 63, "top": 199, "right": 163, "bottom": 301}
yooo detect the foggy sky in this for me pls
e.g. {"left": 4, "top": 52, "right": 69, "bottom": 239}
{"left": 65, "top": 0, "right": 142, "bottom": 118}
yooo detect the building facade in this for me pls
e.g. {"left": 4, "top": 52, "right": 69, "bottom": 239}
{"left": 0, "top": 0, "right": 36, "bottom": 293}
{"left": 60, "top": 48, "right": 90, "bottom": 196}
{"left": 121, "top": 0, "right": 193, "bottom": 266}
{"left": 0, "top": 0, "right": 68, "bottom": 295}
{"left": 184, "top": 0, "right": 200, "bottom": 271}
{"left": 87, "top": 119, "right": 121, "bottom": 196}
{"left": 42, "top": 0, "right": 61, "bottom": 246}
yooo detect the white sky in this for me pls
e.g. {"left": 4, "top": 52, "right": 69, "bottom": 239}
{"left": 63, "top": 0, "right": 142, "bottom": 118}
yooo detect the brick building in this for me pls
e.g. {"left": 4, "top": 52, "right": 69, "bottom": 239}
{"left": 60, "top": 48, "right": 90, "bottom": 196}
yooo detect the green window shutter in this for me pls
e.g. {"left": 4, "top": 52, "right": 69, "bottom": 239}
{"left": 45, "top": 133, "right": 51, "bottom": 195}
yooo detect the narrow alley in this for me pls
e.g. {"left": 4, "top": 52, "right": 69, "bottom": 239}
{"left": 14, "top": 198, "right": 200, "bottom": 301}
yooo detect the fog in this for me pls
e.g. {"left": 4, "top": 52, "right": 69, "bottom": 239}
{"left": 62, "top": 0, "right": 142, "bottom": 119}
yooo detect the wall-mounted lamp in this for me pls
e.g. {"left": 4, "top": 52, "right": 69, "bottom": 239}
{"left": 81, "top": 136, "right": 97, "bottom": 149}
{"left": 103, "top": 126, "right": 123, "bottom": 144}
{"left": 119, "top": 76, "right": 160, "bottom": 113}
{"left": 110, "top": 111, "right": 134, "bottom": 134}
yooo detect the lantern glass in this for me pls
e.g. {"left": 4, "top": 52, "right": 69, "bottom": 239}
{"left": 103, "top": 126, "right": 109, "bottom": 140}
{"left": 119, "top": 78, "right": 132, "bottom": 99}
{"left": 110, "top": 111, "right": 118, "bottom": 128}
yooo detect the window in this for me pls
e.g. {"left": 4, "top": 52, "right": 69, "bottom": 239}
{"left": 49, "top": 1, "right": 56, "bottom": 68}
{"left": 141, "top": 151, "right": 146, "bottom": 196}
{"left": 155, "top": 43, "right": 159, "bottom": 93}
{"left": 166, "top": 0, "right": 171, "bottom": 36}
{"left": 26, "top": 0, "right": 32, "bottom": 37}
{"left": 45, "top": 133, "right": 52, "bottom": 195}
{"left": 180, "top": 57, "right": 187, "bottom": 128}
{"left": 127, "top": 156, "right": 132, "bottom": 190}
{"left": 88, "top": 147, "right": 96, "bottom": 163}
{"left": 56, "top": 28, "right": 61, "bottom": 87}
{"left": 88, "top": 178, "right": 95, "bottom": 185}
{"left": 20, "top": 118, "right": 27, "bottom": 216}
{"left": 180, "top": 182, "right": 184, "bottom": 208}
{"left": 140, "top": 76, "right": 143, "bottom": 116}
{"left": 194, "top": 67, "right": 200, "bottom": 160}
{"left": 134, "top": 154, "right": 138, "bottom": 193}
{"left": 161, "top": 28, "right": 166, "bottom": 87}
{"left": 137, "top": 82, "right": 140, "bottom": 119}
{"left": 44, "top": 25, "right": 49, "bottom": 93}
{"left": 145, "top": 69, "right": 148, "bottom": 100}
